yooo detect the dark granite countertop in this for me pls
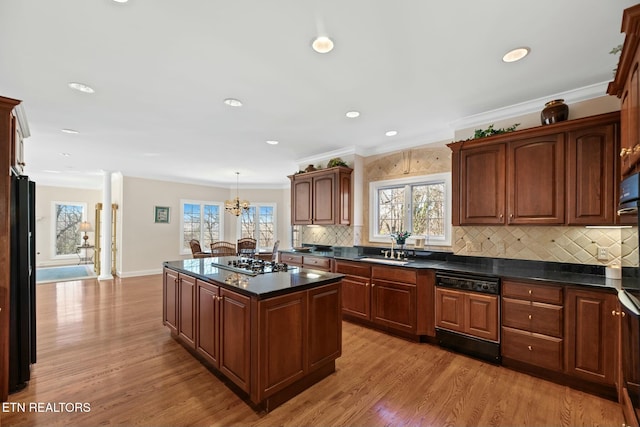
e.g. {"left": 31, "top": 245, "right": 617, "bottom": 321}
{"left": 280, "top": 245, "right": 640, "bottom": 292}
{"left": 164, "top": 257, "right": 344, "bottom": 300}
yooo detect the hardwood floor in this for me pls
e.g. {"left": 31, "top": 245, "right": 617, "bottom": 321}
{"left": 3, "top": 275, "right": 624, "bottom": 426}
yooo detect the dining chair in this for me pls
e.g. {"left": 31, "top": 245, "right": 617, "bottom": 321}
{"left": 237, "top": 237, "right": 257, "bottom": 257}
{"left": 189, "top": 239, "right": 209, "bottom": 258}
{"left": 210, "top": 241, "right": 236, "bottom": 256}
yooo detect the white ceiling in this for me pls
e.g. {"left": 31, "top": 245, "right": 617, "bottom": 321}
{"left": 0, "top": 0, "right": 634, "bottom": 189}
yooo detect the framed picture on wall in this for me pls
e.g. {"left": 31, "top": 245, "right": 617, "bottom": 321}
{"left": 154, "top": 206, "right": 170, "bottom": 224}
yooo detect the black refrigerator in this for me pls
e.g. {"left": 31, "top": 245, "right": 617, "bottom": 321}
{"left": 9, "top": 174, "right": 36, "bottom": 392}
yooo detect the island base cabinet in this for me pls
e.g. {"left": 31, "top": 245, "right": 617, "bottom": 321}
{"left": 196, "top": 281, "right": 220, "bottom": 367}
{"left": 219, "top": 289, "right": 251, "bottom": 392}
{"left": 163, "top": 268, "right": 179, "bottom": 334}
{"left": 164, "top": 267, "right": 342, "bottom": 412}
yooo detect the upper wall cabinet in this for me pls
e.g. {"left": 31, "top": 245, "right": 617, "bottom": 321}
{"left": 288, "top": 166, "right": 352, "bottom": 225}
{"left": 608, "top": 4, "right": 640, "bottom": 179}
{"left": 448, "top": 112, "right": 621, "bottom": 226}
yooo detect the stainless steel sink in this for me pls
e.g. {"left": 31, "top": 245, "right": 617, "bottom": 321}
{"left": 358, "top": 257, "right": 410, "bottom": 266}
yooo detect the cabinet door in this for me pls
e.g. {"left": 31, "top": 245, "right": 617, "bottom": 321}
{"left": 508, "top": 134, "right": 565, "bottom": 224}
{"left": 292, "top": 177, "right": 313, "bottom": 224}
{"left": 196, "top": 280, "right": 220, "bottom": 368}
{"left": 312, "top": 173, "right": 336, "bottom": 224}
{"left": 459, "top": 143, "right": 506, "bottom": 224}
{"left": 178, "top": 274, "right": 196, "bottom": 348}
{"left": 258, "top": 291, "right": 306, "bottom": 398}
{"left": 567, "top": 124, "right": 616, "bottom": 225}
{"left": 341, "top": 275, "right": 370, "bottom": 320}
{"left": 371, "top": 279, "right": 416, "bottom": 334}
{"left": 466, "top": 293, "right": 499, "bottom": 342}
{"left": 219, "top": 289, "right": 251, "bottom": 392}
{"left": 308, "top": 283, "right": 342, "bottom": 371}
{"left": 435, "top": 288, "right": 465, "bottom": 334}
{"left": 163, "top": 268, "right": 179, "bottom": 333}
{"left": 565, "top": 289, "right": 617, "bottom": 386}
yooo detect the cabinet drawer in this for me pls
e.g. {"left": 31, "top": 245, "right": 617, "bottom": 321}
{"left": 502, "top": 326, "right": 563, "bottom": 372}
{"left": 370, "top": 265, "right": 417, "bottom": 284}
{"left": 280, "top": 253, "right": 303, "bottom": 265}
{"left": 303, "top": 255, "right": 331, "bottom": 271}
{"left": 502, "top": 280, "right": 563, "bottom": 304}
{"left": 502, "top": 297, "right": 563, "bottom": 338}
{"left": 335, "top": 260, "right": 371, "bottom": 278}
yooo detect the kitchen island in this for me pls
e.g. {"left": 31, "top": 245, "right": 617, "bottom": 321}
{"left": 162, "top": 257, "right": 344, "bottom": 412}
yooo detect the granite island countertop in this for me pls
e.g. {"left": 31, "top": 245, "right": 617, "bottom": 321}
{"left": 164, "top": 257, "right": 344, "bottom": 300}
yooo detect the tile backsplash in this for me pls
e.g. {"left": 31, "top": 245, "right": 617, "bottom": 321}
{"left": 453, "top": 225, "right": 639, "bottom": 267}
{"left": 296, "top": 225, "right": 354, "bottom": 247}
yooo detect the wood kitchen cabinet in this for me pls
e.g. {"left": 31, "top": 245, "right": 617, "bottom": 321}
{"left": 163, "top": 268, "right": 179, "bottom": 334}
{"left": 449, "top": 112, "right": 621, "bottom": 226}
{"left": 334, "top": 260, "right": 371, "bottom": 320}
{"left": 458, "top": 143, "right": 506, "bottom": 224}
{"left": 10, "top": 109, "right": 27, "bottom": 175}
{"left": 501, "top": 280, "right": 564, "bottom": 372}
{"left": 288, "top": 166, "right": 352, "bottom": 225}
{"left": 508, "top": 134, "right": 565, "bottom": 224}
{"left": 279, "top": 253, "right": 332, "bottom": 271}
{"left": 164, "top": 265, "right": 342, "bottom": 411}
{"left": 335, "top": 260, "right": 434, "bottom": 339}
{"left": 608, "top": 4, "right": 640, "bottom": 179}
{"left": 178, "top": 273, "right": 196, "bottom": 348}
{"left": 565, "top": 288, "right": 618, "bottom": 387}
{"left": 566, "top": 124, "right": 616, "bottom": 224}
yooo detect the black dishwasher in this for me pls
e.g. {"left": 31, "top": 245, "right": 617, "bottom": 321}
{"left": 435, "top": 272, "right": 501, "bottom": 363}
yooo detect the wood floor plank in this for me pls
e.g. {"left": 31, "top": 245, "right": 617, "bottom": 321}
{"left": 1, "top": 275, "right": 624, "bottom": 426}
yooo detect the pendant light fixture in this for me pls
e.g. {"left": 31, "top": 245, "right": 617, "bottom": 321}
{"left": 225, "top": 172, "right": 250, "bottom": 216}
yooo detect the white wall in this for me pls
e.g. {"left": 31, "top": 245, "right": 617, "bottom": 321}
{"left": 35, "top": 185, "right": 102, "bottom": 267}
{"left": 118, "top": 176, "right": 290, "bottom": 277}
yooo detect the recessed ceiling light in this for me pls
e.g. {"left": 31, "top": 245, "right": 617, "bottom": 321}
{"left": 502, "top": 47, "right": 530, "bottom": 63}
{"left": 385, "top": 130, "right": 398, "bottom": 137}
{"left": 112, "top": 0, "right": 129, "bottom": 3}
{"left": 68, "top": 82, "right": 95, "bottom": 93}
{"left": 60, "top": 152, "right": 71, "bottom": 157}
{"left": 61, "top": 128, "right": 79, "bottom": 134}
{"left": 345, "top": 111, "right": 360, "bottom": 118}
{"left": 223, "top": 98, "right": 243, "bottom": 107}
{"left": 312, "top": 36, "right": 334, "bottom": 54}
{"left": 266, "top": 140, "right": 279, "bottom": 145}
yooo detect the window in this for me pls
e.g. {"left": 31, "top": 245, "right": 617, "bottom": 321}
{"left": 370, "top": 173, "right": 451, "bottom": 246}
{"left": 180, "top": 200, "right": 224, "bottom": 253}
{"left": 53, "top": 202, "right": 87, "bottom": 257}
{"left": 239, "top": 204, "right": 276, "bottom": 252}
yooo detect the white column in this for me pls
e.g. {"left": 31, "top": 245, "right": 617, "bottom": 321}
{"left": 98, "top": 171, "right": 114, "bottom": 281}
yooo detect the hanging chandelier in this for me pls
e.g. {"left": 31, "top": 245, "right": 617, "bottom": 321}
{"left": 225, "top": 172, "right": 250, "bottom": 216}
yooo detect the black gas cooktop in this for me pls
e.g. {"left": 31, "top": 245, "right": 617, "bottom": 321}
{"left": 215, "top": 257, "right": 297, "bottom": 276}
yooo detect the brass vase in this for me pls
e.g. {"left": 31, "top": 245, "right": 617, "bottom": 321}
{"left": 541, "top": 99, "right": 569, "bottom": 125}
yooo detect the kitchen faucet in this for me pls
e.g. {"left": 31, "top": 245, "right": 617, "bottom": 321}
{"left": 390, "top": 237, "right": 395, "bottom": 259}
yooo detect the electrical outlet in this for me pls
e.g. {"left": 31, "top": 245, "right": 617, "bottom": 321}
{"left": 597, "top": 246, "right": 609, "bottom": 261}
{"left": 496, "top": 242, "right": 506, "bottom": 254}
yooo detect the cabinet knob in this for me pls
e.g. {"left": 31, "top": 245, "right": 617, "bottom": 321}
{"left": 528, "top": 289, "right": 532, "bottom": 295}
{"left": 372, "top": 283, "right": 375, "bottom": 288}
{"left": 366, "top": 282, "right": 369, "bottom": 287}
{"left": 499, "top": 214, "right": 503, "bottom": 219}
{"left": 528, "top": 345, "right": 532, "bottom": 351}
{"left": 528, "top": 314, "right": 532, "bottom": 320}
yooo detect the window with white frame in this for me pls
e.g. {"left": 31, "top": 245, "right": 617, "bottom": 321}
{"left": 180, "top": 200, "right": 224, "bottom": 253}
{"left": 53, "top": 202, "right": 87, "bottom": 256}
{"left": 239, "top": 204, "right": 276, "bottom": 252}
{"left": 369, "top": 173, "right": 451, "bottom": 246}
